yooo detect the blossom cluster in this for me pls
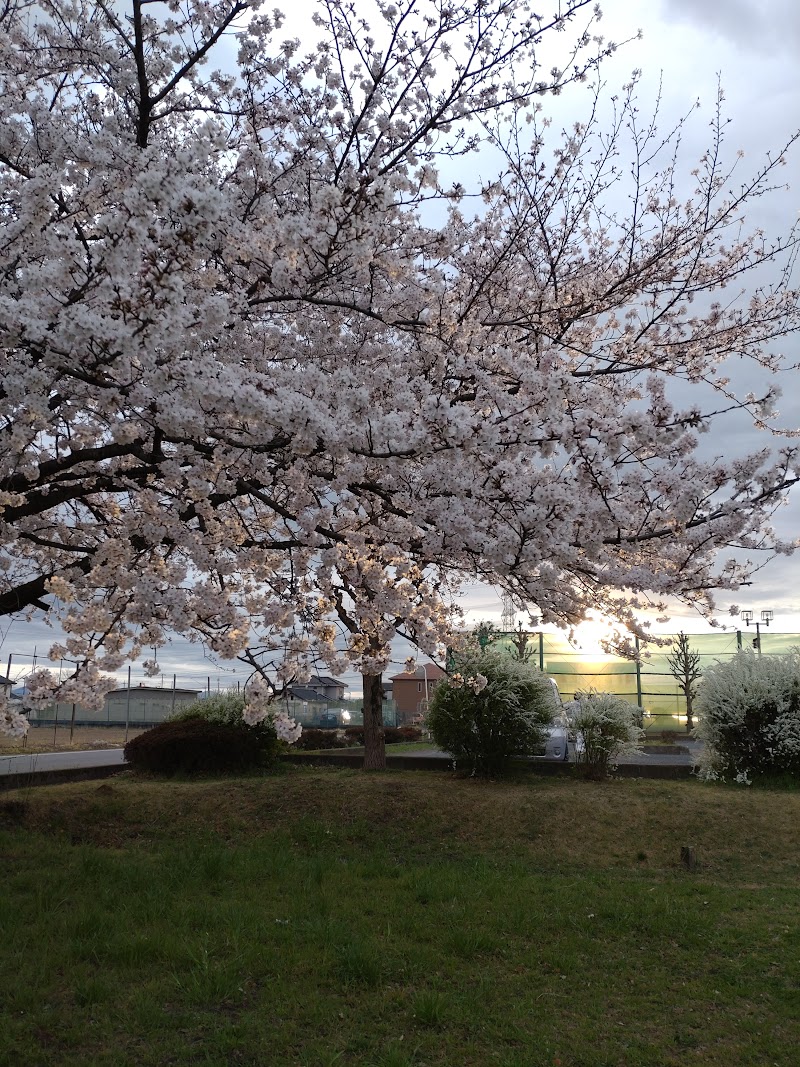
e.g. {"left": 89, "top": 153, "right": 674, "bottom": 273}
{"left": 273, "top": 712, "right": 303, "bottom": 745}
{"left": 241, "top": 675, "right": 274, "bottom": 727}
{"left": 448, "top": 672, "right": 488, "bottom": 693}
{"left": 0, "top": 696, "right": 28, "bottom": 738}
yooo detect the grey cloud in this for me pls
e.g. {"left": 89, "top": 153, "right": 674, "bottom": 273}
{"left": 661, "top": 0, "right": 800, "bottom": 57}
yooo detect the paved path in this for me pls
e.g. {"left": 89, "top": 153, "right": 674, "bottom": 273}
{"left": 617, "top": 742, "right": 701, "bottom": 767}
{"left": 0, "top": 748, "right": 126, "bottom": 778}
{"left": 406, "top": 744, "right": 699, "bottom": 767}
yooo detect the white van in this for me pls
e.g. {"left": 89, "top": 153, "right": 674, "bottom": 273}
{"left": 535, "top": 678, "right": 570, "bottom": 761}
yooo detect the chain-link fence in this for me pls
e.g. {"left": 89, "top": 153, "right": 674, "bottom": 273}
{"left": 489, "top": 630, "right": 799, "bottom": 734}
{"left": 4, "top": 633, "right": 798, "bottom": 735}
{"left": 1, "top": 653, "right": 256, "bottom": 698}
{"left": 1, "top": 652, "right": 398, "bottom": 729}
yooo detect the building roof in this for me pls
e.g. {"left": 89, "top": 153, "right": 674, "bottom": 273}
{"left": 309, "top": 674, "right": 345, "bottom": 687}
{"left": 108, "top": 686, "right": 200, "bottom": 696}
{"left": 287, "top": 685, "right": 328, "bottom": 702}
{"left": 390, "top": 663, "right": 446, "bottom": 682}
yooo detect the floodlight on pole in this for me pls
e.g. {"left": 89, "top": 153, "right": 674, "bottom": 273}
{"left": 740, "top": 607, "right": 773, "bottom": 654}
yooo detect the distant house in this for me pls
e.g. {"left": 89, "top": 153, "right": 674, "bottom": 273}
{"left": 1, "top": 674, "right": 22, "bottom": 705}
{"left": 390, "top": 663, "right": 446, "bottom": 724}
{"left": 283, "top": 684, "right": 339, "bottom": 726}
{"left": 287, "top": 685, "right": 328, "bottom": 704}
{"left": 306, "top": 674, "right": 346, "bottom": 700}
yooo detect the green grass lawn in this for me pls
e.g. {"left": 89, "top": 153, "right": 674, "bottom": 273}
{"left": 1, "top": 769, "right": 798, "bottom": 1066}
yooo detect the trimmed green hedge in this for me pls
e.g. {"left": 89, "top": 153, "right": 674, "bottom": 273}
{"left": 124, "top": 715, "right": 276, "bottom": 776}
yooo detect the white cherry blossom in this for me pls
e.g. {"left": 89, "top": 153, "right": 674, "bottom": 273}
{"left": 0, "top": 1, "right": 799, "bottom": 757}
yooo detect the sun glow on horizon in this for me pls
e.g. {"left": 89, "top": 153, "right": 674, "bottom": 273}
{"left": 569, "top": 614, "right": 626, "bottom": 658}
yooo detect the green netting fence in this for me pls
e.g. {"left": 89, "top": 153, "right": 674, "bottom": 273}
{"left": 488, "top": 630, "right": 800, "bottom": 734}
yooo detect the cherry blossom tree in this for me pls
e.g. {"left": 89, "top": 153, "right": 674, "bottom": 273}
{"left": 2, "top": 0, "right": 800, "bottom": 770}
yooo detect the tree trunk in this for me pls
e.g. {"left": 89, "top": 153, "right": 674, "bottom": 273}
{"left": 362, "top": 673, "right": 386, "bottom": 770}
{"left": 685, "top": 692, "right": 694, "bottom": 734}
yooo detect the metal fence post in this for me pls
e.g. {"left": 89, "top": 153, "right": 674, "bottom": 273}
{"left": 125, "top": 665, "right": 132, "bottom": 743}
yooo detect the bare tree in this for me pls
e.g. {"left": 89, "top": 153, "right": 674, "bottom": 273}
{"left": 508, "top": 623, "right": 534, "bottom": 664}
{"left": 667, "top": 633, "right": 703, "bottom": 733}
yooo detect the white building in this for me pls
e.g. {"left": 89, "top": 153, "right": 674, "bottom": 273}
{"left": 29, "top": 685, "right": 200, "bottom": 726}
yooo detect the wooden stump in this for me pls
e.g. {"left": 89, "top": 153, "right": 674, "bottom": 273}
{"left": 680, "top": 845, "right": 697, "bottom": 870}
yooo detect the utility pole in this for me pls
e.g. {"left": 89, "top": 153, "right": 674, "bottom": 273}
{"left": 500, "top": 593, "right": 515, "bottom": 632}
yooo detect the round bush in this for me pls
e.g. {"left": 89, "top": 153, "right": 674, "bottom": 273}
{"left": 171, "top": 691, "right": 283, "bottom": 764}
{"left": 570, "top": 693, "right": 644, "bottom": 779}
{"left": 124, "top": 716, "right": 269, "bottom": 776}
{"left": 426, "top": 650, "right": 556, "bottom": 776}
{"left": 695, "top": 651, "right": 800, "bottom": 782}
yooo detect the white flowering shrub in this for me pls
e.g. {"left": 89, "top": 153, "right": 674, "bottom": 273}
{"left": 695, "top": 651, "right": 800, "bottom": 782}
{"left": 426, "top": 650, "right": 557, "bottom": 776}
{"left": 572, "top": 694, "right": 644, "bottom": 779}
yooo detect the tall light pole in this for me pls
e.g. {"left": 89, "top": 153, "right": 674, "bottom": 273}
{"left": 740, "top": 609, "right": 773, "bottom": 654}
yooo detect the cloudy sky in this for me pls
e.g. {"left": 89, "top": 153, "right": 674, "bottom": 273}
{"left": 465, "top": 0, "right": 800, "bottom": 627}
{"left": 2, "top": 0, "right": 799, "bottom": 690}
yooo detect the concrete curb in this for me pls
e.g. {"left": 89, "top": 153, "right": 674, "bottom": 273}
{"left": 641, "top": 744, "right": 690, "bottom": 755}
{"left": 0, "top": 763, "right": 128, "bottom": 792}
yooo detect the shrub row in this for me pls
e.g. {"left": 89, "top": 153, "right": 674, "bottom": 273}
{"left": 293, "top": 726, "right": 422, "bottom": 751}
{"left": 293, "top": 728, "right": 350, "bottom": 751}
